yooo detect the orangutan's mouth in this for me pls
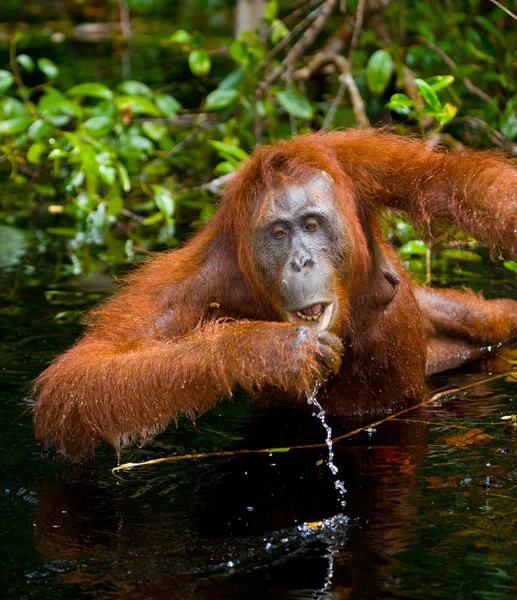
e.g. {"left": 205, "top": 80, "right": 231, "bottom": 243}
{"left": 284, "top": 302, "right": 335, "bottom": 330}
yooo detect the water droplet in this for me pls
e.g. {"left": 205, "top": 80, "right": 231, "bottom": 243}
{"left": 307, "top": 385, "right": 347, "bottom": 507}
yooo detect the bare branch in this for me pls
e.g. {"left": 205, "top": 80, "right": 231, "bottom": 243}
{"left": 488, "top": 0, "right": 517, "bottom": 22}
{"left": 416, "top": 36, "right": 492, "bottom": 104}
{"left": 260, "top": 0, "right": 338, "bottom": 90}
{"left": 262, "top": 6, "right": 320, "bottom": 65}
{"left": 322, "top": 77, "right": 347, "bottom": 127}
{"left": 297, "top": 52, "right": 369, "bottom": 127}
{"left": 284, "top": 0, "right": 324, "bottom": 25}
{"left": 348, "top": 0, "right": 366, "bottom": 60}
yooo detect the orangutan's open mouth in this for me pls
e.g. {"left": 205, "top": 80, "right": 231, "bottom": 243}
{"left": 285, "top": 302, "right": 335, "bottom": 330}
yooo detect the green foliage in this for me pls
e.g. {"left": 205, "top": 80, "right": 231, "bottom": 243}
{"left": 0, "top": 0, "right": 516, "bottom": 279}
{"left": 387, "top": 75, "right": 457, "bottom": 134}
{"left": 276, "top": 91, "right": 314, "bottom": 120}
{"left": 366, "top": 50, "right": 394, "bottom": 95}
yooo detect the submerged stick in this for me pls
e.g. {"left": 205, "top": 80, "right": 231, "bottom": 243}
{"left": 111, "top": 370, "right": 515, "bottom": 477}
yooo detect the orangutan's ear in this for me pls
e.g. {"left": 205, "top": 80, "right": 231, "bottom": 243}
{"left": 360, "top": 227, "right": 401, "bottom": 309}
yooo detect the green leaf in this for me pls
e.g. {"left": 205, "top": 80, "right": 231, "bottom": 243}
{"left": 106, "top": 186, "right": 123, "bottom": 216}
{"left": 46, "top": 114, "right": 72, "bottom": 127}
{"left": 142, "top": 212, "right": 164, "bottom": 226}
{"left": 99, "top": 165, "right": 116, "bottom": 185}
{"left": 34, "top": 184, "right": 56, "bottom": 197}
{"left": 27, "top": 142, "right": 46, "bottom": 164}
{"left": 118, "top": 80, "right": 151, "bottom": 95}
{"left": 17, "top": 54, "right": 34, "bottom": 72}
{"left": 0, "top": 97, "right": 28, "bottom": 117}
{"left": 230, "top": 41, "right": 249, "bottom": 66}
{"left": 366, "top": 50, "right": 394, "bottom": 95}
{"left": 0, "top": 70, "right": 15, "bottom": 94}
{"left": 276, "top": 91, "right": 313, "bottom": 119}
{"left": 0, "top": 225, "right": 31, "bottom": 269}
{"left": 501, "top": 95, "right": 517, "bottom": 140}
{"left": 117, "top": 163, "right": 131, "bottom": 192}
{"left": 143, "top": 158, "right": 170, "bottom": 176}
{"left": 126, "top": 135, "right": 154, "bottom": 152}
{"left": 69, "top": 170, "right": 85, "bottom": 188}
{"left": 415, "top": 79, "right": 441, "bottom": 111}
{"left": 67, "top": 83, "right": 113, "bottom": 100}
{"left": 153, "top": 185, "right": 175, "bottom": 219}
{"left": 0, "top": 116, "right": 32, "bottom": 135}
{"left": 188, "top": 50, "right": 211, "bottom": 77}
{"left": 47, "top": 148, "right": 68, "bottom": 159}
{"left": 170, "top": 29, "right": 191, "bottom": 44}
{"left": 214, "top": 161, "right": 235, "bottom": 175}
{"left": 142, "top": 121, "right": 168, "bottom": 141}
{"left": 437, "top": 102, "right": 457, "bottom": 126}
{"left": 38, "top": 87, "right": 83, "bottom": 118}
{"left": 398, "top": 240, "right": 427, "bottom": 257}
{"left": 264, "top": 0, "right": 278, "bottom": 21}
{"left": 386, "top": 93, "right": 413, "bottom": 116}
{"left": 28, "top": 119, "right": 52, "bottom": 140}
{"left": 503, "top": 260, "right": 517, "bottom": 274}
{"left": 46, "top": 227, "right": 78, "bottom": 237}
{"left": 116, "top": 95, "right": 161, "bottom": 117}
{"left": 210, "top": 140, "right": 248, "bottom": 161}
{"left": 37, "top": 58, "right": 59, "bottom": 79}
{"left": 475, "top": 16, "right": 505, "bottom": 43}
{"left": 270, "top": 19, "right": 289, "bottom": 45}
{"left": 466, "top": 41, "right": 495, "bottom": 64}
{"left": 155, "top": 93, "right": 182, "bottom": 117}
{"left": 218, "top": 68, "right": 244, "bottom": 91}
{"left": 442, "top": 249, "right": 482, "bottom": 262}
{"left": 82, "top": 115, "right": 114, "bottom": 136}
{"left": 426, "top": 75, "right": 455, "bottom": 91}
{"left": 204, "top": 89, "right": 238, "bottom": 111}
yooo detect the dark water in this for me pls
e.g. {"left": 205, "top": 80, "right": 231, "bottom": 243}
{"left": 2, "top": 243, "right": 517, "bottom": 600}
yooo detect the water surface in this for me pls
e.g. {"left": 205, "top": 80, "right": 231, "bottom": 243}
{"left": 2, "top": 244, "right": 517, "bottom": 599}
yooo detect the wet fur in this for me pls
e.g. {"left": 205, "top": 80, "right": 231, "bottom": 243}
{"left": 33, "top": 130, "right": 517, "bottom": 458}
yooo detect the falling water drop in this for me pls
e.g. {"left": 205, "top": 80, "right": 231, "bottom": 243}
{"left": 307, "top": 386, "right": 347, "bottom": 508}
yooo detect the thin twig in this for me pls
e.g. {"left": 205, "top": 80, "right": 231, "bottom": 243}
{"left": 322, "top": 76, "right": 347, "bottom": 128}
{"left": 286, "top": 67, "right": 298, "bottom": 134}
{"left": 416, "top": 37, "right": 492, "bottom": 104}
{"left": 9, "top": 36, "right": 34, "bottom": 112}
{"left": 118, "top": 0, "right": 132, "bottom": 41}
{"left": 340, "top": 69, "right": 368, "bottom": 127}
{"left": 455, "top": 116, "right": 517, "bottom": 154}
{"left": 424, "top": 245, "right": 432, "bottom": 285}
{"left": 348, "top": 0, "right": 366, "bottom": 61}
{"left": 297, "top": 52, "right": 369, "bottom": 127}
{"left": 117, "top": 0, "right": 132, "bottom": 78}
{"left": 488, "top": 0, "right": 517, "bottom": 22}
{"left": 111, "top": 370, "right": 515, "bottom": 477}
{"left": 121, "top": 208, "right": 145, "bottom": 223}
{"left": 284, "top": 0, "right": 324, "bottom": 25}
{"left": 260, "top": 0, "right": 337, "bottom": 90}
{"left": 130, "top": 115, "right": 214, "bottom": 127}
{"left": 167, "top": 109, "right": 238, "bottom": 157}
{"left": 178, "top": 173, "right": 235, "bottom": 196}
{"left": 330, "top": 371, "right": 514, "bottom": 444}
{"left": 261, "top": 6, "right": 320, "bottom": 65}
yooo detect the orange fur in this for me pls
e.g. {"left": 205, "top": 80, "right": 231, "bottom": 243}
{"left": 32, "top": 130, "right": 517, "bottom": 459}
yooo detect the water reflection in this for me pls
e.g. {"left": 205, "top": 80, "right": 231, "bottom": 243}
{"left": 18, "top": 392, "right": 436, "bottom": 598}
{"left": 2, "top": 249, "right": 517, "bottom": 598}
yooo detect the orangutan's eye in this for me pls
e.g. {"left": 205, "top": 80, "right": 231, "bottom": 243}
{"left": 272, "top": 226, "right": 287, "bottom": 239}
{"left": 304, "top": 218, "right": 318, "bottom": 231}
